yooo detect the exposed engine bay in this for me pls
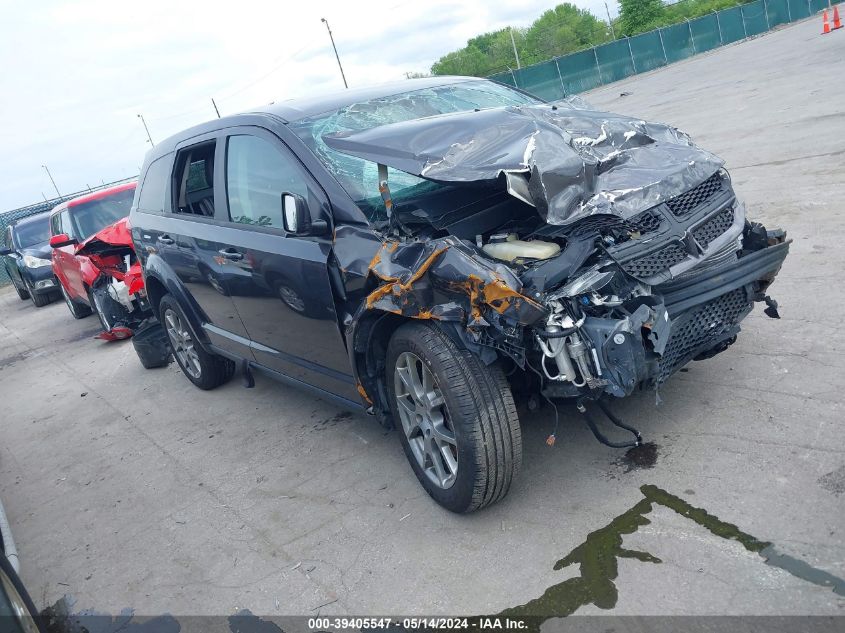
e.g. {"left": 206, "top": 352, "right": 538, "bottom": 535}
{"left": 323, "top": 100, "right": 790, "bottom": 423}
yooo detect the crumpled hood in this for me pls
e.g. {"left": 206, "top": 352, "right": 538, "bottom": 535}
{"left": 324, "top": 104, "right": 724, "bottom": 225}
{"left": 77, "top": 216, "right": 133, "bottom": 254}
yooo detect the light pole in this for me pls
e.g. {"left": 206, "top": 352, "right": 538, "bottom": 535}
{"left": 321, "top": 18, "right": 348, "bottom": 89}
{"left": 42, "top": 164, "right": 61, "bottom": 198}
{"left": 509, "top": 26, "right": 521, "bottom": 70}
{"left": 137, "top": 114, "right": 154, "bottom": 146}
{"left": 605, "top": 2, "right": 616, "bottom": 39}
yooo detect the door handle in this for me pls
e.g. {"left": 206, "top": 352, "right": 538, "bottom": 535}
{"left": 218, "top": 248, "right": 244, "bottom": 261}
{"left": 158, "top": 235, "right": 175, "bottom": 245}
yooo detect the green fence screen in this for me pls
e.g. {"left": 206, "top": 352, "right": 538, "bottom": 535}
{"left": 490, "top": 1, "right": 825, "bottom": 101}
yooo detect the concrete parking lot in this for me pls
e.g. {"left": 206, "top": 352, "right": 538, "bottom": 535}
{"left": 1, "top": 16, "right": 843, "bottom": 618}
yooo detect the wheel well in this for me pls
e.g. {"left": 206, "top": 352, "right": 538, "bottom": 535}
{"left": 144, "top": 276, "right": 167, "bottom": 315}
{"left": 353, "top": 313, "right": 481, "bottom": 426}
{"left": 352, "top": 312, "right": 411, "bottom": 426}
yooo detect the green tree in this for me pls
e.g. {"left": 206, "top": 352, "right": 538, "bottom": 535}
{"left": 618, "top": 0, "right": 666, "bottom": 35}
{"left": 522, "top": 4, "right": 610, "bottom": 65}
{"left": 431, "top": 3, "right": 609, "bottom": 77}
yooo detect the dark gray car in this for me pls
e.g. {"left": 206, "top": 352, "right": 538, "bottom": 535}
{"left": 131, "top": 77, "right": 788, "bottom": 513}
{"left": 1, "top": 212, "right": 58, "bottom": 308}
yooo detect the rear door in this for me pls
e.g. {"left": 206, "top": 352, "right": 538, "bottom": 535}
{"left": 137, "top": 135, "right": 251, "bottom": 358}
{"left": 216, "top": 127, "right": 356, "bottom": 400}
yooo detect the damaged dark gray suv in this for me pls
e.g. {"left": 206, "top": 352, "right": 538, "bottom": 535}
{"left": 131, "top": 77, "right": 789, "bottom": 513}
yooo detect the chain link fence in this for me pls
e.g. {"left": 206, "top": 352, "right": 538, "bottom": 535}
{"left": 490, "top": 0, "right": 828, "bottom": 99}
{"left": 0, "top": 177, "right": 136, "bottom": 286}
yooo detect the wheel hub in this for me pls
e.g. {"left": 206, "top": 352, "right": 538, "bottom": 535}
{"left": 394, "top": 351, "right": 458, "bottom": 489}
{"left": 164, "top": 308, "right": 202, "bottom": 379}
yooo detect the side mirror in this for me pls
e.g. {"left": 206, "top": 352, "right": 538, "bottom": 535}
{"left": 282, "top": 193, "right": 327, "bottom": 236}
{"left": 50, "top": 233, "right": 77, "bottom": 249}
{"left": 0, "top": 247, "right": 12, "bottom": 256}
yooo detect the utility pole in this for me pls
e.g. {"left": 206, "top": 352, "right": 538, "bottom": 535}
{"left": 137, "top": 114, "right": 154, "bottom": 146}
{"left": 605, "top": 2, "right": 616, "bottom": 39}
{"left": 41, "top": 165, "right": 60, "bottom": 197}
{"left": 211, "top": 98, "right": 221, "bottom": 118}
{"left": 509, "top": 26, "right": 521, "bottom": 70}
{"left": 321, "top": 18, "right": 348, "bottom": 89}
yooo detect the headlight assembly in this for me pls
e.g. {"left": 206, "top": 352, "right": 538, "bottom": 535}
{"left": 23, "top": 254, "right": 52, "bottom": 268}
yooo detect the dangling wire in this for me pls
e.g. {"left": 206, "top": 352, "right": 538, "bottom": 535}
{"left": 526, "top": 358, "right": 560, "bottom": 446}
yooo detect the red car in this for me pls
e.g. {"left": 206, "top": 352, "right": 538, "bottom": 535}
{"left": 49, "top": 182, "right": 147, "bottom": 338}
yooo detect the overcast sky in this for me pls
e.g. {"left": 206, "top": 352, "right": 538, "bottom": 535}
{"left": 0, "top": 0, "right": 618, "bottom": 211}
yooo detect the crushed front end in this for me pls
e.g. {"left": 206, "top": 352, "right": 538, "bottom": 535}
{"left": 317, "top": 98, "right": 789, "bottom": 419}
{"left": 76, "top": 217, "right": 151, "bottom": 340}
{"left": 524, "top": 180, "right": 789, "bottom": 401}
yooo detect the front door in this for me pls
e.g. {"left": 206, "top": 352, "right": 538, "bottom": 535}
{"left": 215, "top": 128, "right": 356, "bottom": 400}
{"left": 52, "top": 209, "right": 86, "bottom": 300}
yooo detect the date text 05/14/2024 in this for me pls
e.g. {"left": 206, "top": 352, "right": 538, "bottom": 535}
{"left": 307, "top": 618, "right": 528, "bottom": 630}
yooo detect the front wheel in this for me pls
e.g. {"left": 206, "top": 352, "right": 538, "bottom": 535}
{"left": 29, "top": 285, "right": 51, "bottom": 307}
{"left": 13, "top": 279, "right": 29, "bottom": 300}
{"left": 159, "top": 294, "right": 235, "bottom": 390}
{"left": 60, "top": 283, "right": 92, "bottom": 319}
{"left": 386, "top": 322, "right": 522, "bottom": 513}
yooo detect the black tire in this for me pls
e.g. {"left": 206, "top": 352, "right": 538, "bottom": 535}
{"left": 89, "top": 281, "right": 131, "bottom": 332}
{"left": 13, "top": 279, "right": 30, "bottom": 300}
{"left": 60, "top": 283, "right": 92, "bottom": 319}
{"left": 30, "top": 287, "right": 51, "bottom": 307}
{"left": 159, "top": 293, "right": 235, "bottom": 389}
{"left": 90, "top": 287, "right": 111, "bottom": 331}
{"left": 386, "top": 322, "right": 522, "bottom": 513}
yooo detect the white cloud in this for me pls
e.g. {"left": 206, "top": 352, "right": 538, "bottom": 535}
{"left": 0, "top": 0, "right": 617, "bottom": 209}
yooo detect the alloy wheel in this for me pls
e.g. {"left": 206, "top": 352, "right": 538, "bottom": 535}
{"left": 164, "top": 308, "right": 202, "bottom": 379}
{"left": 92, "top": 290, "right": 111, "bottom": 330}
{"left": 393, "top": 351, "right": 458, "bottom": 489}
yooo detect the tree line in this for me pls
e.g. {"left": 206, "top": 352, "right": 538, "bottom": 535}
{"left": 430, "top": 0, "right": 753, "bottom": 77}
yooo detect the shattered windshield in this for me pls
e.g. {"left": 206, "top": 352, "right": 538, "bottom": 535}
{"left": 291, "top": 81, "right": 540, "bottom": 222}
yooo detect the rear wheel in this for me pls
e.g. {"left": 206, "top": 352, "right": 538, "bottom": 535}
{"left": 386, "top": 322, "right": 522, "bottom": 513}
{"left": 60, "top": 283, "right": 92, "bottom": 319}
{"left": 159, "top": 294, "right": 235, "bottom": 390}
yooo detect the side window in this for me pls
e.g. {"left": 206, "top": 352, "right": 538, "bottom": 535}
{"left": 137, "top": 155, "right": 172, "bottom": 214}
{"left": 50, "top": 213, "right": 61, "bottom": 236}
{"left": 225, "top": 135, "right": 314, "bottom": 228}
{"left": 172, "top": 142, "right": 216, "bottom": 216}
{"left": 4, "top": 227, "right": 12, "bottom": 250}
{"left": 59, "top": 211, "right": 73, "bottom": 239}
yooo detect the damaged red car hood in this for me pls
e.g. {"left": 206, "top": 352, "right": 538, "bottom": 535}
{"left": 77, "top": 216, "right": 133, "bottom": 254}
